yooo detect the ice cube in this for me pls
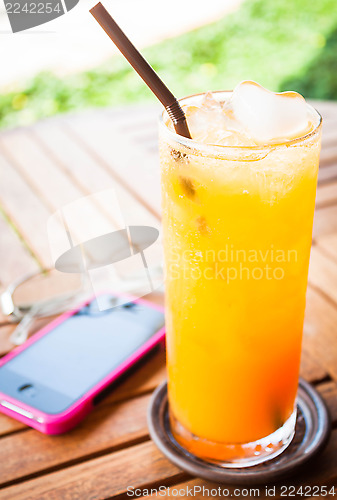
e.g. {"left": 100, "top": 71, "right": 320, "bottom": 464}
{"left": 182, "top": 104, "right": 209, "bottom": 140}
{"left": 183, "top": 93, "right": 232, "bottom": 144}
{"left": 229, "top": 81, "right": 311, "bottom": 144}
{"left": 202, "top": 91, "right": 221, "bottom": 109}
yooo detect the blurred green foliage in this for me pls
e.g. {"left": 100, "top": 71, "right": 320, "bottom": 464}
{"left": 1, "top": 0, "right": 336, "bottom": 129}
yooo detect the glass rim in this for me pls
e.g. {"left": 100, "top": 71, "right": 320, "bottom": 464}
{"left": 159, "top": 90, "right": 322, "bottom": 155}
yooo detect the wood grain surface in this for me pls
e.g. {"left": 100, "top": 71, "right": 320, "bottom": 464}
{"left": 0, "top": 101, "right": 336, "bottom": 499}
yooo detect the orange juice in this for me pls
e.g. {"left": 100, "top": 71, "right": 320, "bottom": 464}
{"left": 159, "top": 91, "right": 322, "bottom": 466}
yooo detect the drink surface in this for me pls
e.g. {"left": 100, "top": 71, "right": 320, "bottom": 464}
{"left": 160, "top": 89, "right": 321, "bottom": 459}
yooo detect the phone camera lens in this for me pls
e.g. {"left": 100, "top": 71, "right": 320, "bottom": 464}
{"left": 123, "top": 302, "right": 137, "bottom": 309}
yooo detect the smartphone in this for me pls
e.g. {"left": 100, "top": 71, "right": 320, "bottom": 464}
{"left": 0, "top": 293, "right": 165, "bottom": 434}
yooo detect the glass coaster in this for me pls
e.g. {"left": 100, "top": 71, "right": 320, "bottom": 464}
{"left": 147, "top": 378, "right": 331, "bottom": 485}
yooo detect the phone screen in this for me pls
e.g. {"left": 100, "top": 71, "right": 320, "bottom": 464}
{"left": 0, "top": 295, "right": 164, "bottom": 414}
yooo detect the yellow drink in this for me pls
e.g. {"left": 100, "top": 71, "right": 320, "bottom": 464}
{"left": 159, "top": 91, "right": 322, "bottom": 466}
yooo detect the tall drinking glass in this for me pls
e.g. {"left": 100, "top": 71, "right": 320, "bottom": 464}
{"left": 159, "top": 91, "right": 322, "bottom": 467}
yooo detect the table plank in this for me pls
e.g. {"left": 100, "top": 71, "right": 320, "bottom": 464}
{"left": 315, "top": 232, "right": 337, "bottom": 264}
{"left": 1, "top": 134, "right": 140, "bottom": 275}
{"left": 0, "top": 130, "right": 84, "bottom": 211}
{"left": 0, "top": 325, "right": 16, "bottom": 357}
{"left": 318, "top": 164, "right": 337, "bottom": 184}
{"left": 0, "top": 413, "right": 24, "bottom": 438}
{"left": 164, "top": 443, "right": 337, "bottom": 500}
{"left": 0, "top": 152, "right": 51, "bottom": 266}
{"left": 310, "top": 100, "right": 337, "bottom": 120}
{"left": 299, "top": 344, "right": 326, "bottom": 383}
{"left": 0, "top": 382, "right": 337, "bottom": 492}
{"left": 0, "top": 380, "right": 335, "bottom": 500}
{"left": 64, "top": 107, "right": 162, "bottom": 218}
{"left": 319, "top": 144, "right": 337, "bottom": 168}
{"left": 314, "top": 100, "right": 337, "bottom": 183}
{"left": 0, "top": 440, "right": 184, "bottom": 500}
{"left": 312, "top": 204, "right": 337, "bottom": 238}
{"left": 319, "top": 380, "right": 337, "bottom": 420}
{"left": 322, "top": 123, "right": 337, "bottom": 148}
{"left": 0, "top": 393, "right": 152, "bottom": 488}
{"left": 303, "top": 287, "right": 337, "bottom": 382}
{"left": 308, "top": 246, "right": 337, "bottom": 305}
{"left": 317, "top": 240, "right": 337, "bottom": 272}
{"left": 315, "top": 181, "right": 337, "bottom": 208}
{"left": 30, "top": 119, "right": 160, "bottom": 230}
{"left": 0, "top": 212, "right": 39, "bottom": 286}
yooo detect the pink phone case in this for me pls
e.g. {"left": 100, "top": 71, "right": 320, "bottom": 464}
{"left": 0, "top": 294, "right": 165, "bottom": 434}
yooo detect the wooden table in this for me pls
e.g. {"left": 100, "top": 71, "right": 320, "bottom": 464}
{"left": 0, "top": 101, "right": 336, "bottom": 499}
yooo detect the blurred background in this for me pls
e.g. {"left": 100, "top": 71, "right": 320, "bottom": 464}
{"left": 0, "top": 0, "right": 336, "bottom": 129}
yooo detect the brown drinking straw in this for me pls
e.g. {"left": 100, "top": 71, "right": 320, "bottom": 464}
{"left": 90, "top": 2, "right": 191, "bottom": 139}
